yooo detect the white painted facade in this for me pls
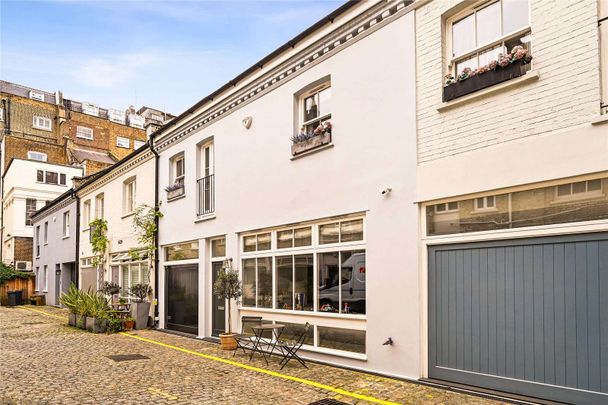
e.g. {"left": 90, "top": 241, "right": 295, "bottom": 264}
{"left": 1, "top": 159, "right": 82, "bottom": 266}
{"left": 155, "top": 1, "right": 420, "bottom": 378}
{"left": 76, "top": 148, "right": 156, "bottom": 308}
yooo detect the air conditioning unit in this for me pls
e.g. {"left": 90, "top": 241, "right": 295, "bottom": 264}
{"left": 15, "top": 261, "right": 32, "bottom": 271}
{"left": 29, "top": 91, "right": 45, "bottom": 102}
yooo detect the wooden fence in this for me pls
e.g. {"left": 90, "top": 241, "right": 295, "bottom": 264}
{"left": 0, "top": 277, "right": 36, "bottom": 306}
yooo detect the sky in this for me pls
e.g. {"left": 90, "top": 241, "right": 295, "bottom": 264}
{"left": 0, "top": 0, "right": 344, "bottom": 115}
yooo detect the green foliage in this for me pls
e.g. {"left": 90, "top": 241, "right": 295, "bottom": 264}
{"left": 89, "top": 218, "right": 109, "bottom": 267}
{"left": 212, "top": 268, "right": 242, "bottom": 333}
{"left": 101, "top": 281, "right": 121, "bottom": 296}
{"left": 107, "top": 317, "right": 124, "bottom": 333}
{"left": 129, "top": 283, "right": 152, "bottom": 303}
{"left": 131, "top": 204, "right": 162, "bottom": 261}
{"left": 0, "top": 262, "right": 32, "bottom": 285}
{"left": 59, "top": 284, "right": 82, "bottom": 314}
{"left": 59, "top": 286, "right": 109, "bottom": 317}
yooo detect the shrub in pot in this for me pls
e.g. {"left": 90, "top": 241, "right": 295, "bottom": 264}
{"left": 123, "top": 317, "right": 135, "bottom": 331}
{"left": 129, "top": 283, "right": 152, "bottom": 330}
{"left": 101, "top": 281, "right": 121, "bottom": 304}
{"left": 59, "top": 284, "right": 81, "bottom": 327}
{"left": 213, "top": 267, "right": 242, "bottom": 350}
{"left": 107, "top": 317, "right": 124, "bottom": 333}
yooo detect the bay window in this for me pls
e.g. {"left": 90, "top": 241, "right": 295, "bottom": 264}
{"left": 449, "top": 0, "right": 531, "bottom": 76}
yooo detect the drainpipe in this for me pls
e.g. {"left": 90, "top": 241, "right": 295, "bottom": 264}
{"left": 74, "top": 189, "right": 80, "bottom": 288}
{"left": 149, "top": 137, "right": 160, "bottom": 326}
{"left": 0, "top": 98, "right": 9, "bottom": 262}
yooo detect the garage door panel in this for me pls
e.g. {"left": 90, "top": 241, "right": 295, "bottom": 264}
{"left": 429, "top": 233, "right": 608, "bottom": 404}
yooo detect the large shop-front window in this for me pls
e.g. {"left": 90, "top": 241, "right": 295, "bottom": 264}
{"left": 426, "top": 177, "right": 608, "bottom": 236}
{"left": 318, "top": 250, "right": 365, "bottom": 314}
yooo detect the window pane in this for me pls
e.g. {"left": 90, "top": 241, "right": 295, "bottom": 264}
{"left": 476, "top": 2, "right": 501, "bottom": 46}
{"left": 318, "top": 87, "right": 331, "bottom": 117}
{"left": 60, "top": 173, "right": 66, "bottom": 185}
{"left": 587, "top": 179, "right": 602, "bottom": 192}
{"left": 294, "top": 227, "right": 312, "bottom": 247}
{"left": 340, "top": 219, "right": 363, "bottom": 242}
{"left": 277, "top": 230, "right": 293, "bottom": 249}
{"left": 37, "top": 170, "right": 44, "bottom": 182}
{"left": 557, "top": 184, "right": 571, "bottom": 196}
{"left": 341, "top": 251, "right": 366, "bottom": 314}
{"left": 257, "top": 257, "right": 272, "bottom": 308}
{"left": 242, "top": 259, "right": 256, "bottom": 306}
{"left": 257, "top": 233, "right": 271, "bottom": 251}
{"left": 487, "top": 195, "right": 495, "bottom": 207}
{"left": 46, "top": 172, "right": 58, "bottom": 184}
{"left": 121, "top": 265, "right": 130, "bottom": 294}
{"left": 476, "top": 197, "right": 484, "bottom": 208}
{"left": 456, "top": 56, "right": 478, "bottom": 76}
{"left": 478, "top": 44, "right": 505, "bottom": 67}
{"left": 276, "top": 256, "right": 293, "bottom": 310}
{"left": 294, "top": 254, "right": 313, "bottom": 311}
{"left": 436, "top": 203, "right": 446, "bottom": 212}
{"left": 452, "top": 13, "right": 475, "bottom": 56}
{"left": 165, "top": 241, "right": 199, "bottom": 261}
{"left": 319, "top": 223, "right": 339, "bottom": 244}
{"left": 503, "top": 0, "right": 529, "bottom": 34}
{"left": 211, "top": 238, "right": 225, "bottom": 257}
{"left": 318, "top": 326, "right": 366, "bottom": 354}
{"left": 303, "top": 93, "right": 319, "bottom": 122}
{"left": 243, "top": 235, "right": 256, "bottom": 252}
{"left": 281, "top": 323, "right": 314, "bottom": 345}
{"left": 572, "top": 181, "right": 586, "bottom": 194}
{"left": 447, "top": 201, "right": 459, "bottom": 210}
{"left": 318, "top": 252, "right": 339, "bottom": 313}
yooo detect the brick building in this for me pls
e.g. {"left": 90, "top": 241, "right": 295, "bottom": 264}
{"left": 0, "top": 80, "right": 172, "bottom": 265}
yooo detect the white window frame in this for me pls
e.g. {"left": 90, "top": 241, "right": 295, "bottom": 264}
{"left": 171, "top": 153, "right": 185, "bottom": 186}
{"left": 123, "top": 178, "right": 136, "bottom": 215}
{"left": 34, "top": 267, "right": 40, "bottom": 291}
{"left": 33, "top": 116, "right": 52, "bottom": 131}
{"left": 554, "top": 180, "right": 604, "bottom": 202}
{"left": 44, "top": 221, "right": 48, "bottom": 244}
{"left": 82, "top": 103, "right": 99, "bottom": 117}
{"left": 299, "top": 82, "right": 331, "bottom": 135}
{"left": 27, "top": 151, "right": 47, "bottom": 162}
{"left": 446, "top": 0, "right": 532, "bottom": 76}
{"left": 83, "top": 200, "right": 91, "bottom": 229}
{"left": 95, "top": 193, "right": 104, "bottom": 219}
{"left": 76, "top": 126, "right": 93, "bottom": 140}
{"left": 116, "top": 137, "right": 130, "bottom": 149}
{"left": 0, "top": 107, "right": 4, "bottom": 121}
{"left": 63, "top": 211, "right": 70, "bottom": 238}
{"left": 474, "top": 195, "right": 497, "bottom": 212}
{"left": 42, "top": 265, "right": 48, "bottom": 292}
{"left": 119, "top": 261, "right": 149, "bottom": 298}
{"left": 29, "top": 91, "right": 44, "bottom": 101}
{"left": 435, "top": 201, "right": 459, "bottom": 214}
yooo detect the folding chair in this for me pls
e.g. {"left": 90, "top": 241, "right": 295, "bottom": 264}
{"left": 233, "top": 316, "right": 264, "bottom": 357}
{"left": 277, "top": 322, "right": 311, "bottom": 369}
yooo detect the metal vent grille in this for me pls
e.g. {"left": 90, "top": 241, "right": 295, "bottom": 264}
{"left": 105, "top": 354, "right": 149, "bottom": 362}
{"left": 308, "top": 399, "right": 350, "bottom": 405}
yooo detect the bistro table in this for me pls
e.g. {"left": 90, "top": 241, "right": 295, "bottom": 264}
{"left": 249, "top": 324, "right": 285, "bottom": 364}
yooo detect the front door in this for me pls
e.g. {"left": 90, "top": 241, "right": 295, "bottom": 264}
{"left": 54, "top": 265, "right": 61, "bottom": 306}
{"left": 166, "top": 264, "right": 198, "bottom": 335}
{"left": 211, "top": 261, "right": 225, "bottom": 336}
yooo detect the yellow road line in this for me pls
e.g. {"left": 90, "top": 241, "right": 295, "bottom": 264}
{"left": 17, "top": 307, "right": 400, "bottom": 405}
{"left": 20, "top": 306, "right": 67, "bottom": 320}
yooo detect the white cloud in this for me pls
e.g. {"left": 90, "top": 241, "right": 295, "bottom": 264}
{"left": 72, "top": 52, "right": 158, "bottom": 89}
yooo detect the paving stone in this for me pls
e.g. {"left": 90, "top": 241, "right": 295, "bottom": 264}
{"left": 0, "top": 306, "right": 507, "bottom": 404}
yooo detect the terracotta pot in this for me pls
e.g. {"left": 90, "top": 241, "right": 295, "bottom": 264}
{"left": 219, "top": 333, "right": 237, "bottom": 350}
{"left": 123, "top": 319, "right": 134, "bottom": 331}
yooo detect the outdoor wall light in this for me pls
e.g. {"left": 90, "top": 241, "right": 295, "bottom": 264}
{"left": 222, "top": 257, "right": 233, "bottom": 270}
{"left": 381, "top": 187, "right": 392, "bottom": 195}
{"left": 242, "top": 116, "right": 252, "bottom": 129}
{"left": 383, "top": 337, "right": 394, "bottom": 346}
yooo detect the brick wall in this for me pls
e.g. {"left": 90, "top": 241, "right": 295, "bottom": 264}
{"left": 14, "top": 236, "right": 33, "bottom": 263}
{"left": 415, "top": 0, "right": 601, "bottom": 163}
{"left": 3, "top": 136, "right": 67, "bottom": 170}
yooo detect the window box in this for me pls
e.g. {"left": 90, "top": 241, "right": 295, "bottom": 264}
{"left": 166, "top": 184, "right": 185, "bottom": 200}
{"left": 443, "top": 59, "right": 529, "bottom": 102}
{"left": 291, "top": 132, "right": 331, "bottom": 156}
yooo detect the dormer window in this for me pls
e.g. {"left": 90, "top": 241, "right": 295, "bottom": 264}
{"left": 28, "top": 151, "right": 47, "bottom": 162}
{"left": 33, "top": 116, "right": 52, "bottom": 131}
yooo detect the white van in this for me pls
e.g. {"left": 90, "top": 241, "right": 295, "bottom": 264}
{"left": 318, "top": 252, "right": 365, "bottom": 314}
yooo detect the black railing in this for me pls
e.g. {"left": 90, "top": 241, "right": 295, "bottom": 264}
{"left": 197, "top": 174, "right": 215, "bottom": 216}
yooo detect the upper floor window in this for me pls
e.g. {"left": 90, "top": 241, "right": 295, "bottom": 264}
{"left": 170, "top": 153, "right": 185, "bottom": 186}
{"left": 26, "top": 198, "right": 37, "bottom": 226}
{"left": 134, "top": 140, "right": 145, "bottom": 149}
{"left": 95, "top": 193, "right": 104, "bottom": 219}
{"left": 28, "top": 151, "right": 47, "bottom": 162}
{"left": 37, "top": 170, "right": 66, "bottom": 185}
{"left": 300, "top": 82, "right": 331, "bottom": 136}
{"left": 123, "top": 177, "right": 136, "bottom": 214}
{"left": 44, "top": 221, "right": 48, "bottom": 244}
{"left": 449, "top": 0, "right": 531, "bottom": 76}
{"left": 63, "top": 211, "right": 70, "bottom": 237}
{"left": 0, "top": 107, "right": 4, "bottom": 121}
{"left": 33, "top": 116, "right": 52, "bottom": 131}
{"left": 243, "top": 232, "right": 271, "bottom": 252}
{"left": 82, "top": 103, "right": 99, "bottom": 117}
{"left": 556, "top": 179, "right": 602, "bottom": 199}
{"left": 475, "top": 195, "right": 496, "bottom": 210}
{"left": 435, "top": 201, "right": 459, "bottom": 213}
{"left": 116, "top": 137, "right": 130, "bottom": 149}
{"left": 197, "top": 142, "right": 215, "bottom": 215}
{"left": 83, "top": 200, "right": 91, "bottom": 228}
{"left": 35, "top": 227, "right": 40, "bottom": 256}
{"left": 76, "top": 126, "right": 93, "bottom": 140}
{"left": 108, "top": 109, "right": 126, "bottom": 124}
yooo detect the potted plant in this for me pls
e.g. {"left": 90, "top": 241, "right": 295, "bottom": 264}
{"left": 212, "top": 267, "right": 242, "bottom": 350}
{"left": 85, "top": 293, "right": 109, "bottom": 333}
{"left": 59, "top": 284, "right": 82, "bottom": 327}
{"left": 123, "top": 317, "right": 135, "bottom": 331}
{"left": 101, "top": 281, "right": 121, "bottom": 304}
{"left": 107, "top": 317, "right": 124, "bottom": 333}
{"left": 76, "top": 289, "right": 94, "bottom": 330}
{"left": 165, "top": 182, "right": 184, "bottom": 200}
{"left": 290, "top": 122, "right": 332, "bottom": 156}
{"left": 129, "top": 283, "right": 152, "bottom": 330}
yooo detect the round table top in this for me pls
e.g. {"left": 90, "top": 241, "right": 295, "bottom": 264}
{"left": 251, "top": 324, "right": 285, "bottom": 330}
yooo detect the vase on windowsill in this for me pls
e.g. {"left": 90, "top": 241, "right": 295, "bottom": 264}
{"left": 291, "top": 132, "right": 332, "bottom": 156}
{"left": 165, "top": 184, "right": 185, "bottom": 200}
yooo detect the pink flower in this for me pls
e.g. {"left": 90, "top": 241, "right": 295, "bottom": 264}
{"left": 498, "top": 53, "right": 511, "bottom": 67}
{"left": 488, "top": 60, "right": 498, "bottom": 70}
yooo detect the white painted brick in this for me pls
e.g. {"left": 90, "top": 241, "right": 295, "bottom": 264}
{"left": 415, "top": 0, "right": 602, "bottom": 163}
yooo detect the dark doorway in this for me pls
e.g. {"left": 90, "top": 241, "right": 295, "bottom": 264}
{"left": 211, "top": 261, "right": 225, "bottom": 336}
{"left": 166, "top": 264, "right": 198, "bottom": 335}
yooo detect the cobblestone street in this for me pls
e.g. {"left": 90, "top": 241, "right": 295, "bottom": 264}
{"left": 0, "top": 306, "right": 506, "bottom": 405}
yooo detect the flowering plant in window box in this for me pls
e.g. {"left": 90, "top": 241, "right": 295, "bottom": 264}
{"left": 443, "top": 46, "right": 533, "bottom": 102}
{"left": 165, "top": 182, "right": 184, "bottom": 200}
{"left": 291, "top": 121, "right": 332, "bottom": 156}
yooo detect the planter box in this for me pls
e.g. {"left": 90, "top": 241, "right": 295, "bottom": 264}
{"left": 130, "top": 302, "right": 151, "bottom": 330}
{"left": 68, "top": 313, "right": 77, "bottom": 327}
{"left": 77, "top": 315, "right": 87, "bottom": 329}
{"left": 291, "top": 132, "right": 331, "bottom": 156}
{"left": 85, "top": 317, "right": 108, "bottom": 333}
{"left": 166, "top": 186, "right": 185, "bottom": 200}
{"left": 443, "top": 61, "right": 529, "bottom": 102}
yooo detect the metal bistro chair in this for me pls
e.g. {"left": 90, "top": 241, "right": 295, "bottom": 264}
{"left": 277, "top": 322, "right": 311, "bottom": 369}
{"left": 233, "top": 316, "right": 270, "bottom": 357}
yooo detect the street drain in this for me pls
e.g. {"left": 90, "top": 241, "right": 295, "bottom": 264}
{"left": 22, "top": 321, "right": 45, "bottom": 325}
{"left": 106, "top": 354, "right": 150, "bottom": 362}
{"left": 308, "top": 400, "right": 350, "bottom": 405}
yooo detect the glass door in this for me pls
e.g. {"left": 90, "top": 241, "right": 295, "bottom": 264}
{"left": 211, "top": 261, "right": 225, "bottom": 336}
{"left": 166, "top": 264, "right": 199, "bottom": 335}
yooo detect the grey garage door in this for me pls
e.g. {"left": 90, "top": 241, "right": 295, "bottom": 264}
{"left": 428, "top": 233, "right": 608, "bottom": 404}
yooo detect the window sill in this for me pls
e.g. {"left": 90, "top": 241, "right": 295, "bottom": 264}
{"left": 195, "top": 213, "right": 216, "bottom": 223}
{"left": 591, "top": 114, "right": 608, "bottom": 126}
{"left": 301, "top": 345, "right": 367, "bottom": 361}
{"left": 437, "top": 69, "right": 539, "bottom": 112}
{"left": 33, "top": 126, "right": 52, "bottom": 132}
{"left": 62, "top": 235, "right": 70, "bottom": 240}
{"left": 121, "top": 212, "right": 135, "bottom": 220}
{"left": 290, "top": 142, "right": 333, "bottom": 160}
{"left": 167, "top": 193, "right": 186, "bottom": 202}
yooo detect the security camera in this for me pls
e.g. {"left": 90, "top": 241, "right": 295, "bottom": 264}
{"left": 381, "top": 187, "right": 392, "bottom": 195}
